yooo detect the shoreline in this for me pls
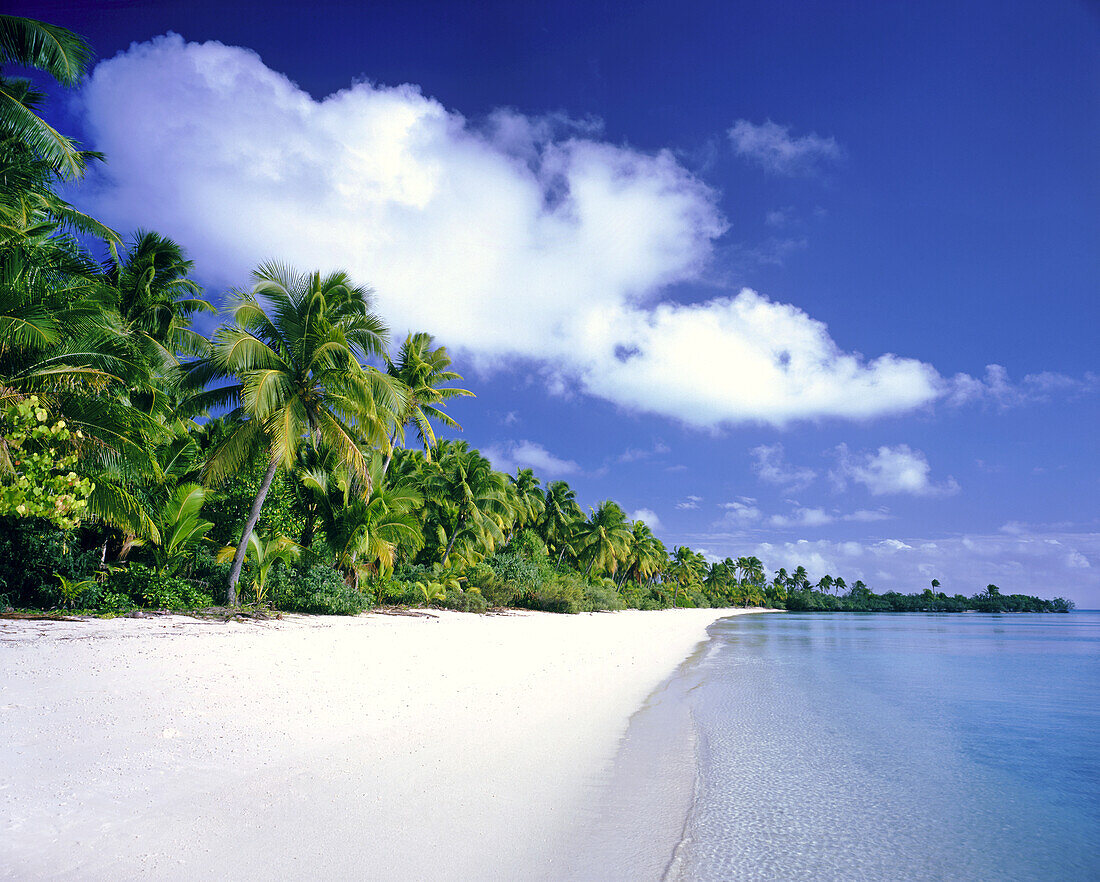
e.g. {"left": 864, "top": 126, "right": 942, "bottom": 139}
{"left": 2, "top": 607, "right": 773, "bottom": 880}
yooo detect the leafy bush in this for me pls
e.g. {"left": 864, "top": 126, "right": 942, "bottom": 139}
{"left": 0, "top": 516, "right": 99, "bottom": 608}
{"left": 105, "top": 563, "right": 213, "bottom": 610}
{"left": 269, "top": 563, "right": 370, "bottom": 615}
{"left": 523, "top": 572, "right": 584, "bottom": 614}
{"left": 441, "top": 586, "right": 489, "bottom": 614}
{"left": 375, "top": 577, "right": 428, "bottom": 606}
{"left": 582, "top": 579, "right": 626, "bottom": 611}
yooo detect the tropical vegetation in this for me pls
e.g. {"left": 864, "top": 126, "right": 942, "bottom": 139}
{"left": 0, "top": 15, "right": 1074, "bottom": 618}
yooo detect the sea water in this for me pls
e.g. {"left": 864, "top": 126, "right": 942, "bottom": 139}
{"left": 668, "top": 611, "right": 1100, "bottom": 881}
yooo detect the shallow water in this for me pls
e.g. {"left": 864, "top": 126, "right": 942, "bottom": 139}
{"left": 670, "top": 611, "right": 1100, "bottom": 881}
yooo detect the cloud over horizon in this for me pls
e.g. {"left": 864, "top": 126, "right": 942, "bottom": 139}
{"left": 78, "top": 34, "right": 943, "bottom": 428}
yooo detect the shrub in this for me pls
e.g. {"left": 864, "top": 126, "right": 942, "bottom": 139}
{"left": 441, "top": 586, "right": 489, "bottom": 614}
{"left": 105, "top": 564, "right": 213, "bottom": 610}
{"left": 582, "top": 579, "right": 626, "bottom": 612}
{"left": 524, "top": 573, "right": 584, "bottom": 614}
{"left": 0, "top": 516, "right": 99, "bottom": 608}
{"left": 269, "top": 563, "right": 370, "bottom": 615}
{"left": 375, "top": 577, "right": 427, "bottom": 607}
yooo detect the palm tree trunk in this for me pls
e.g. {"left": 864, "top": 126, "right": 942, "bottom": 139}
{"left": 440, "top": 516, "right": 463, "bottom": 567}
{"left": 380, "top": 428, "right": 400, "bottom": 479}
{"left": 227, "top": 454, "right": 279, "bottom": 606}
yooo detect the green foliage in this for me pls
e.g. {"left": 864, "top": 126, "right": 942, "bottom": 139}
{"left": 269, "top": 563, "right": 371, "bottom": 616}
{"left": 0, "top": 396, "right": 94, "bottom": 529}
{"left": 105, "top": 563, "right": 212, "bottom": 610}
{"left": 0, "top": 515, "right": 98, "bottom": 607}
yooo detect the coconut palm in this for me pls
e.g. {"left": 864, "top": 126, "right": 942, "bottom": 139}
{"left": 145, "top": 483, "right": 214, "bottom": 576}
{"left": 424, "top": 448, "right": 510, "bottom": 567}
{"left": 105, "top": 230, "right": 214, "bottom": 362}
{"left": 300, "top": 453, "right": 422, "bottom": 587}
{"left": 573, "top": 501, "right": 631, "bottom": 577}
{"left": 217, "top": 531, "right": 300, "bottom": 606}
{"left": 620, "top": 519, "right": 667, "bottom": 586}
{"left": 381, "top": 332, "right": 472, "bottom": 477}
{"left": 0, "top": 14, "right": 97, "bottom": 179}
{"left": 507, "top": 468, "right": 545, "bottom": 532}
{"left": 539, "top": 480, "right": 583, "bottom": 562}
{"left": 186, "top": 263, "right": 402, "bottom": 604}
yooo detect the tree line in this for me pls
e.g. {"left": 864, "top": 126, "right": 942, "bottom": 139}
{"left": 0, "top": 15, "right": 1073, "bottom": 617}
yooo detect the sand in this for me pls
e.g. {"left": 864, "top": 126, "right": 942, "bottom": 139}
{"left": 1, "top": 608, "right": 767, "bottom": 880}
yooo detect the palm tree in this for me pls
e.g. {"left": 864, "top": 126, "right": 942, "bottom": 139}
{"left": 667, "top": 546, "right": 707, "bottom": 607}
{"left": 539, "top": 480, "right": 583, "bottom": 562}
{"left": 0, "top": 14, "right": 97, "bottom": 179}
{"left": 300, "top": 453, "right": 422, "bottom": 587}
{"left": 620, "top": 519, "right": 667, "bottom": 586}
{"left": 106, "top": 230, "right": 215, "bottom": 362}
{"left": 424, "top": 448, "right": 510, "bottom": 567}
{"left": 381, "top": 332, "right": 472, "bottom": 478}
{"left": 574, "top": 501, "right": 631, "bottom": 577}
{"left": 217, "top": 531, "right": 300, "bottom": 606}
{"left": 185, "top": 264, "right": 401, "bottom": 604}
{"left": 145, "top": 483, "right": 214, "bottom": 576}
{"left": 508, "top": 468, "right": 545, "bottom": 532}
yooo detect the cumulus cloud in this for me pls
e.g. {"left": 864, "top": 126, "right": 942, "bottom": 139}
{"left": 728, "top": 119, "right": 842, "bottom": 176}
{"left": 482, "top": 440, "right": 578, "bottom": 477}
{"left": 78, "top": 35, "right": 941, "bottom": 428}
{"left": 832, "top": 444, "right": 959, "bottom": 497}
{"left": 751, "top": 442, "right": 817, "bottom": 490}
{"left": 630, "top": 508, "right": 662, "bottom": 529}
{"left": 675, "top": 495, "right": 703, "bottom": 510}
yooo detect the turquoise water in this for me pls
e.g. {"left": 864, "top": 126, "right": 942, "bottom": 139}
{"left": 672, "top": 612, "right": 1100, "bottom": 881}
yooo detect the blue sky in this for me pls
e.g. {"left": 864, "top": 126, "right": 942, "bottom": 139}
{"left": 17, "top": 0, "right": 1099, "bottom": 602}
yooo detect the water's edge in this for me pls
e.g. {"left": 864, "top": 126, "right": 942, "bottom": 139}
{"left": 545, "top": 615, "right": 738, "bottom": 882}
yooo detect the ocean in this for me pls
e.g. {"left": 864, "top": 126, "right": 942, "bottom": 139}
{"left": 662, "top": 611, "right": 1100, "bottom": 881}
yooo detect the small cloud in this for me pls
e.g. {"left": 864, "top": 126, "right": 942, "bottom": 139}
{"left": 764, "top": 207, "right": 795, "bottom": 228}
{"left": 665, "top": 464, "right": 688, "bottom": 472}
{"left": 844, "top": 508, "right": 892, "bottom": 523}
{"left": 501, "top": 411, "right": 519, "bottom": 426}
{"left": 769, "top": 507, "right": 833, "bottom": 528}
{"left": 947, "top": 364, "right": 1099, "bottom": 409}
{"left": 832, "top": 444, "right": 959, "bottom": 497}
{"left": 482, "top": 440, "right": 579, "bottom": 477}
{"left": 718, "top": 500, "right": 762, "bottom": 525}
{"left": 617, "top": 441, "right": 671, "bottom": 464}
{"left": 1067, "top": 551, "right": 1091, "bottom": 569}
{"left": 630, "top": 508, "right": 662, "bottom": 529}
{"left": 874, "top": 539, "right": 913, "bottom": 553}
{"left": 675, "top": 495, "right": 703, "bottom": 510}
{"left": 729, "top": 119, "right": 843, "bottom": 176}
{"left": 751, "top": 443, "right": 817, "bottom": 491}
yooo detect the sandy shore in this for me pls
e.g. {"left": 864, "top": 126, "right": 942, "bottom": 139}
{"left": 2, "top": 607, "right": 768, "bottom": 880}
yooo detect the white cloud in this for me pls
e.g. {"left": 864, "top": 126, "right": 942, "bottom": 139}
{"left": 675, "top": 495, "right": 703, "bottom": 510}
{"left": 751, "top": 442, "right": 817, "bottom": 490}
{"left": 728, "top": 119, "right": 842, "bottom": 176}
{"left": 78, "top": 35, "right": 942, "bottom": 428}
{"left": 630, "top": 508, "right": 662, "bottom": 529}
{"left": 482, "top": 440, "right": 578, "bottom": 477}
{"left": 832, "top": 444, "right": 959, "bottom": 497}
{"left": 948, "top": 364, "right": 1099, "bottom": 408}
{"left": 769, "top": 507, "right": 833, "bottom": 528}
{"left": 765, "top": 505, "right": 891, "bottom": 529}
{"left": 718, "top": 500, "right": 762, "bottom": 525}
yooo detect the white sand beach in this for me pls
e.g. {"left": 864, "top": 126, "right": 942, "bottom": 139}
{"left": 2, "top": 608, "right": 766, "bottom": 880}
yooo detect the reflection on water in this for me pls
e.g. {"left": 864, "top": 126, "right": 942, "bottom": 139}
{"left": 672, "top": 612, "right": 1100, "bottom": 881}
